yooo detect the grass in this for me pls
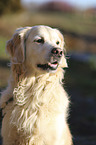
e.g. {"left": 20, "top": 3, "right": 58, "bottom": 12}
{"left": 0, "top": 67, "right": 10, "bottom": 88}
{"left": 0, "top": 37, "right": 9, "bottom": 59}
{"left": 0, "top": 11, "right": 96, "bottom": 38}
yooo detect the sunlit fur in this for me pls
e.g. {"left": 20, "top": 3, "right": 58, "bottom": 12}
{"left": 0, "top": 25, "right": 73, "bottom": 145}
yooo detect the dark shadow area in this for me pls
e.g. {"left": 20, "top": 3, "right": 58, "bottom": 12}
{"left": 64, "top": 56, "right": 96, "bottom": 145}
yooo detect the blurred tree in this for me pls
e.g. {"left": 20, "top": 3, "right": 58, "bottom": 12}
{"left": 0, "top": 0, "right": 22, "bottom": 15}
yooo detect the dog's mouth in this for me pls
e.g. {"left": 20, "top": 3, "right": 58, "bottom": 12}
{"left": 37, "top": 61, "right": 58, "bottom": 71}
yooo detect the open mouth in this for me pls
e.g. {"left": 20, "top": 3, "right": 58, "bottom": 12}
{"left": 37, "top": 61, "right": 58, "bottom": 71}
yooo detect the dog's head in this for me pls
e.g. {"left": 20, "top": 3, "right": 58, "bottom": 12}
{"left": 6, "top": 25, "right": 67, "bottom": 73}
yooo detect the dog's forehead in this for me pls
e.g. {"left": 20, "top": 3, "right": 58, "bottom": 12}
{"left": 29, "top": 26, "right": 62, "bottom": 40}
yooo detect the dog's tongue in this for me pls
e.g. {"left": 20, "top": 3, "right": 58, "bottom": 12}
{"left": 48, "top": 62, "right": 58, "bottom": 68}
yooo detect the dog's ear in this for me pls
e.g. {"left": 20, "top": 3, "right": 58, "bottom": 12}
{"left": 6, "top": 27, "right": 31, "bottom": 63}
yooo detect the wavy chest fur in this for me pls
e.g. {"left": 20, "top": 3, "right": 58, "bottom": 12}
{"left": 9, "top": 69, "right": 69, "bottom": 144}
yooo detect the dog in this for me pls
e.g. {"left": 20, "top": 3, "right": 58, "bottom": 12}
{"left": 0, "top": 25, "right": 73, "bottom": 145}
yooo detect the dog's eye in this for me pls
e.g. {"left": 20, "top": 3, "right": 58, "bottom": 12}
{"left": 34, "top": 38, "right": 44, "bottom": 44}
{"left": 56, "top": 41, "right": 60, "bottom": 45}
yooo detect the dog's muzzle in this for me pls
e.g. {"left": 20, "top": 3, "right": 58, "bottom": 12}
{"left": 37, "top": 47, "right": 63, "bottom": 72}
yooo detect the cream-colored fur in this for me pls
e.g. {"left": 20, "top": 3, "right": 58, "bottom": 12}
{"left": 0, "top": 25, "right": 73, "bottom": 145}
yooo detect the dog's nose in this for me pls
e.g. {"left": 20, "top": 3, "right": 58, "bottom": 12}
{"left": 51, "top": 48, "right": 63, "bottom": 57}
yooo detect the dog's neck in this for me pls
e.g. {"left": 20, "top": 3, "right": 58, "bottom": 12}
{"left": 11, "top": 63, "right": 64, "bottom": 106}
{"left": 11, "top": 63, "right": 64, "bottom": 87}
{"left": 0, "top": 63, "right": 64, "bottom": 108}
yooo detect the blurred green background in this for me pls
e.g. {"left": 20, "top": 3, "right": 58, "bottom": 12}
{"left": 0, "top": 0, "right": 96, "bottom": 145}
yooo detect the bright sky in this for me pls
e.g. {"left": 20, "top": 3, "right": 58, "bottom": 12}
{"left": 21, "top": 0, "right": 96, "bottom": 9}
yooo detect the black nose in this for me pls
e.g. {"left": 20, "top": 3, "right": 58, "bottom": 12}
{"left": 51, "top": 48, "right": 63, "bottom": 57}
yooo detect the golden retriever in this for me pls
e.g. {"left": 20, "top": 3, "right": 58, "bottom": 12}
{"left": 0, "top": 25, "right": 73, "bottom": 145}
